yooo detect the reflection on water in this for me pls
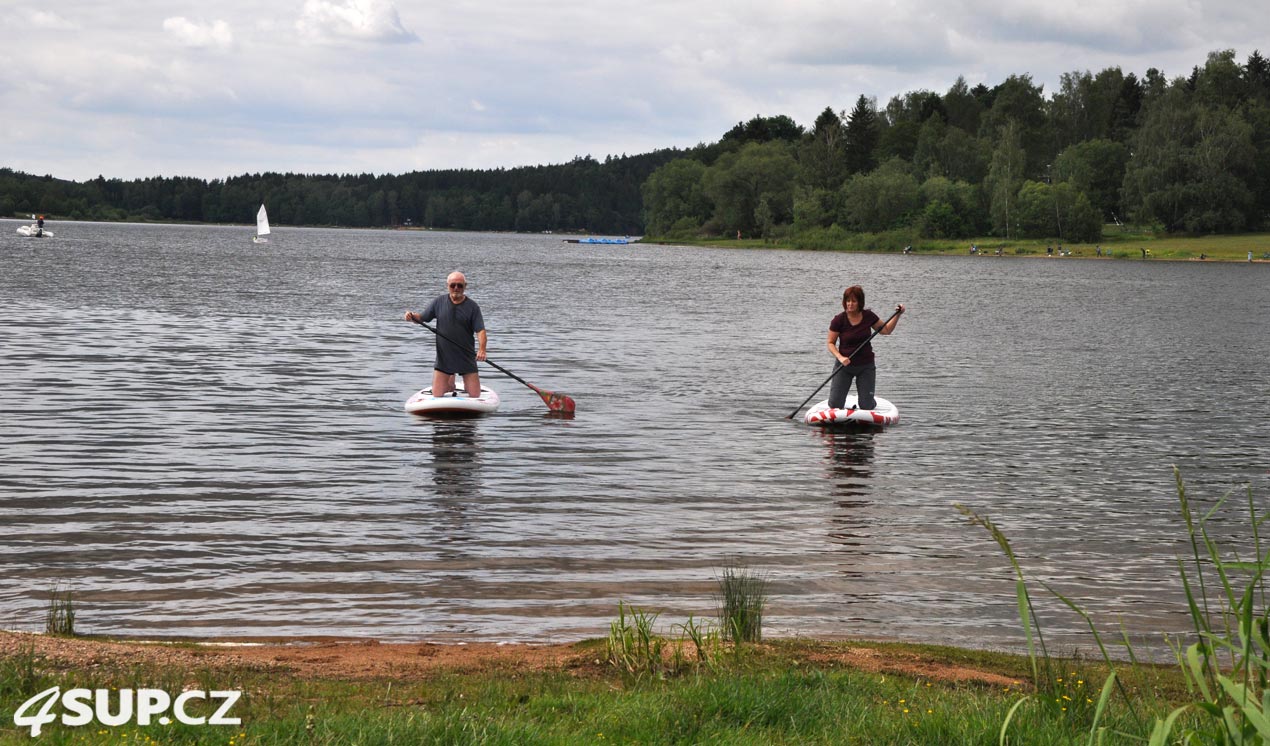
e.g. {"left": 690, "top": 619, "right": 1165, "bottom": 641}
{"left": 819, "top": 428, "right": 877, "bottom": 502}
{"left": 819, "top": 428, "right": 877, "bottom": 548}
{"left": 425, "top": 420, "right": 483, "bottom": 499}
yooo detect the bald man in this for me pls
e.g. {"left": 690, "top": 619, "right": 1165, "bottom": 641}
{"left": 404, "top": 271, "right": 487, "bottom": 398}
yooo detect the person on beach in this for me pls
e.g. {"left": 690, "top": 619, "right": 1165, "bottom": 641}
{"left": 404, "top": 271, "right": 487, "bottom": 398}
{"left": 826, "top": 285, "right": 904, "bottom": 411}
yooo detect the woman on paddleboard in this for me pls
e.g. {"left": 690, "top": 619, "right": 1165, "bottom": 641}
{"left": 404, "top": 271, "right": 487, "bottom": 398}
{"left": 826, "top": 285, "right": 903, "bottom": 411}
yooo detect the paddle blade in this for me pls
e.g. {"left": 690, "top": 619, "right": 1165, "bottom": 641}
{"left": 532, "top": 386, "right": 576, "bottom": 414}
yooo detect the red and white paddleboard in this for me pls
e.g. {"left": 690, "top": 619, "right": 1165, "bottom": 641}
{"left": 405, "top": 384, "right": 500, "bottom": 417}
{"left": 804, "top": 395, "right": 899, "bottom": 427}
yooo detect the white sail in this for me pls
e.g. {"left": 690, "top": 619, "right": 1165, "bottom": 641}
{"left": 253, "top": 204, "right": 270, "bottom": 243}
{"left": 256, "top": 204, "right": 271, "bottom": 236}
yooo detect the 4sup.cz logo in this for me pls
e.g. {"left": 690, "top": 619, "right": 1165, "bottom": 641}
{"left": 13, "top": 687, "right": 241, "bottom": 737}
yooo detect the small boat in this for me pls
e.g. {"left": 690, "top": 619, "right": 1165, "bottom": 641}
{"left": 252, "top": 204, "right": 270, "bottom": 243}
{"left": 16, "top": 224, "right": 53, "bottom": 238}
{"left": 804, "top": 395, "right": 899, "bottom": 427}
{"left": 564, "top": 236, "right": 636, "bottom": 245}
{"left": 405, "top": 383, "right": 500, "bottom": 418}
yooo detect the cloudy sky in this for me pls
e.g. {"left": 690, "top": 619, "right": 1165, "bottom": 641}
{"left": 2, "top": 0, "right": 1265, "bottom": 182}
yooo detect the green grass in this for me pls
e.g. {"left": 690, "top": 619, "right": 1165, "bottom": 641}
{"left": 0, "top": 638, "right": 1189, "bottom": 745}
{"left": 645, "top": 226, "right": 1270, "bottom": 261}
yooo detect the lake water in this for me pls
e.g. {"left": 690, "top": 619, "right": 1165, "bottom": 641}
{"left": 2, "top": 220, "right": 1267, "bottom": 655}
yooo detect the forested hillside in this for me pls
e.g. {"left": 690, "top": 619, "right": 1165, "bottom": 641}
{"left": 4, "top": 49, "right": 1268, "bottom": 243}
{"left": 0, "top": 150, "right": 688, "bottom": 235}
{"left": 645, "top": 49, "right": 1270, "bottom": 246}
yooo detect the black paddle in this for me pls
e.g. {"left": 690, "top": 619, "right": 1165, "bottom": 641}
{"left": 785, "top": 306, "right": 903, "bottom": 420}
{"left": 409, "top": 317, "right": 576, "bottom": 414}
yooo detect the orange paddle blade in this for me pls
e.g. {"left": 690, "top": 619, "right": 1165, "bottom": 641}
{"left": 533, "top": 387, "right": 576, "bottom": 414}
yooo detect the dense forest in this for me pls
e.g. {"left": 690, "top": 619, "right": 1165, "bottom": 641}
{"left": 4, "top": 49, "right": 1269, "bottom": 244}
{"left": 0, "top": 151, "right": 677, "bottom": 235}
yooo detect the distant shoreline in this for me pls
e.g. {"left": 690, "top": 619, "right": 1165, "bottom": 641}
{"left": 8, "top": 216, "right": 1268, "bottom": 262}
{"left": 642, "top": 232, "right": 1270, "bottom": 263}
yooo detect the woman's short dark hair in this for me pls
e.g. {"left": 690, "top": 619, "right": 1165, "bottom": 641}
{"left": 842, "top": 285, "right": 865, "bottom": 310}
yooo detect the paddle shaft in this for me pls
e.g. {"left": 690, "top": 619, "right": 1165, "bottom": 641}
{"left": 785, "top": 307, "right": 902, "bottom": 419}
{"left": 411, "top": 318, "right": 546, "bottom": 394}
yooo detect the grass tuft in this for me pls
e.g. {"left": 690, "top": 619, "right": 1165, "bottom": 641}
{"left": 44, "top": 585, "right": 75, "bottom": 637}
{"left": 718, "top": 565, "right": 768, "bottom": 644}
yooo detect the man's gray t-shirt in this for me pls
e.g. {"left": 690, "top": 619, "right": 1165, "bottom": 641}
{"left": 421, "top": 294, "right": 485, "bottom": 374}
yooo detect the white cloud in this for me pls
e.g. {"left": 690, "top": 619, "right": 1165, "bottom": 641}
{"left": 3, "top": 0, "right": 1267, "bottom": 182}
{"left": 296, "top": 0, "right": 419, "bottom": 44}
{"left": 29, "top": 9, "right": 78, "bottom": 30}
{"left": 162, "top": 17, "right": 234, "bottom": 50}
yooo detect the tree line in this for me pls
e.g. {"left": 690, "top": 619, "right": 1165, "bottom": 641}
{"left": 4, "top": 49, "right": 1269, "bottom": 243}
{"left": 0, "top": 152, "right": 678, "bottom": 235}
{"left": 645, "top": 49, "right": 1270, "bottom": 246}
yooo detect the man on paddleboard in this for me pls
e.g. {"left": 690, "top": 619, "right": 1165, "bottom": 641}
{"left": 404, "top": 271, "right": 487, "bottom": 398}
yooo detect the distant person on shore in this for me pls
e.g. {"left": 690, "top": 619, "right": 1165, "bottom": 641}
{"left": 1250, "top": 251, "right": 1255, "bottom": 262}
{"left": 826, "top": 285, "right": 904, "bottom": 412}
{"left": 404, "top": 271, "right": 487, "bottom": 398}
{"left": 1141, "top": 247, "right": 1147, "bottom": 259}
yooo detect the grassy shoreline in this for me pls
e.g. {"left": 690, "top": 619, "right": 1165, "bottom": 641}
{"left": 645, "top": 227, "right": 1270, "bottom": 262}
{"left": 0, "top": 630, "right": 1192, "bottom": 744}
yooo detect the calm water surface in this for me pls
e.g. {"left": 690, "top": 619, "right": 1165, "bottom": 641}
{"left": 2, "top": 220, "right": 1267, "bottom": 654}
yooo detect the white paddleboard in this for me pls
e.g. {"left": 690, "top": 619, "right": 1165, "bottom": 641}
{"left": 405, "top": 383, "right": 500, "bottom": 417}
{"left": 804, "top": 395, "right": 899, "bottom": 427}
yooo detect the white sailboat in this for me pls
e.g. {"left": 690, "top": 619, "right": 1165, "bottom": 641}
{"left": 252, "top": 204, "right": 270, "bottom": 243}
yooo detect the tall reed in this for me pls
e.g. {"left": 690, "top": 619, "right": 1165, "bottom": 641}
{"left": 606, "top": 602, "right": 667, "bottom": 677}
{"left": 960, "top": 467, "right": 1270, "bottom": 744}
{"left": 717, "top": 565, "right": 768, "bottom": 644}
{"left": 45, "top": 585, "right": 75, "bottom": 637}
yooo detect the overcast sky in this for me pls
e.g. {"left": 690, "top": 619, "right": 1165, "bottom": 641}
{"left": 3, "top": 1, "right": 1266, "bottom": 182}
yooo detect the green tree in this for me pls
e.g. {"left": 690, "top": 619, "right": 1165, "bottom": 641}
{"left": 942, "top": 76, "right": 983, "bottom": 134}
{"left": 1185, "top": 106, "right": 1256, "bottom": 231}
{"left": 979, "top": 75, "right": 1051, "bottom": 176}
{"left": 1014, "top": 180, "right": 1102, "bottom": 241}
{"left": 844, "top": 95, "right": 880, "bottom": 175}
{"left": 792, "top": 187, "right": 838, "bottom": 231}
{"left": 985, "top": 120, "right": 1026, "bottom": 238}
{"left": 1053, "top": 139, "right": 1129, "bottom": 221}
{"left": 1246, "top": 50, "right": 1270, "bottom": 102}
{"left": 1193, "top": 49, "right": 1246, "bottom": 109}
{"left": 918, "top": 200, "right": 963, "bottom": 238}
{"left": 920, "top": 176, "right": 985, "bottom": 236}
{"left": 800, "top": 106, "right": 847, "bottom": 189}
{"left": 836, "top": 158, "right": 921, "bottom": 232}
{"left": 701, "top": 141, "right": 798, "bottom": 235}
{"left": 1123, "top": 83, "right": 1256, "bottom": 232}
{"left": 640, "top": 158, "right": 711, "bottom": 235}
{"left": 721, "top": 114, "right": 805, "bottom": 146}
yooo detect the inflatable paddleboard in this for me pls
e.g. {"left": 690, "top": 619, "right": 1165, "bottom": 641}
{"left": 405, "top": 383, "right": 500, "bottom": 417}
{"left": 804, "top": 395, "right": 899, "bottom": 427}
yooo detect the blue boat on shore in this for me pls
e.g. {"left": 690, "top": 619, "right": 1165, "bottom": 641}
{"left": 564, "top": 236, "right": 637, "bottom": 245}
